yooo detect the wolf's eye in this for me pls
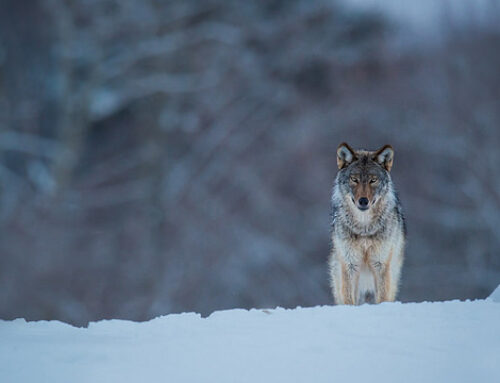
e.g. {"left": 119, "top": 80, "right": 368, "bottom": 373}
{"left": 369, "top": 177, "right": 378, "bottom": 184}
{"left": 350, "top": 176, "right": 359, "bottom": 183}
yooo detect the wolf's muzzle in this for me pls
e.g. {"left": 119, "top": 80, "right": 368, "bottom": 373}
{"left": 357, "top": 197, "right": 369, "bottom": 211}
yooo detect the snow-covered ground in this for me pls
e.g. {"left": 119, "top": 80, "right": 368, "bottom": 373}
{"left": 1, "top": 289, "right": 499, "bottom": 383}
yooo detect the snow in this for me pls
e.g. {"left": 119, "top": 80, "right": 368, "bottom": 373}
{"left": 1, "top": 297, "right": 500, "bottom": 382}
{"left": 489, "top": 284, "right": 500, "bottom": 303}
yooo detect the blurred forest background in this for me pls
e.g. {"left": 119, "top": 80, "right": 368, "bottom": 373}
{"left": 0, "top": 0, "right": 499, "bottom": 326}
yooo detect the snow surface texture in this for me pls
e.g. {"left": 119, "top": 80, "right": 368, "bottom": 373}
{"left": 1, "top": 296, "right": 500, "bottom": 383}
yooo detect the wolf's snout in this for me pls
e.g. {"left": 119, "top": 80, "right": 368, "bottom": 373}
{"left": 358, "top": 197, "right": 369, "bottom": 210}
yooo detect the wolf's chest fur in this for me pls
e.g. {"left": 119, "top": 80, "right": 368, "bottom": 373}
{"left": 336, "top": 221, "right": 391, "bottom": 267}
{"left": 352, "top": 236, "right": 380, "bottom": 263}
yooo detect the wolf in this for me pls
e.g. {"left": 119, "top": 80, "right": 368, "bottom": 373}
{"left": 329, "top": 142, "right": 406, "bottom": 305}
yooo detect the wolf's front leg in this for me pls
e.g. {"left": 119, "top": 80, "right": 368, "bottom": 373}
{"left": 370, "top": 261, "right": 393, "bottom": 303}
{"left": 337, "top": 261, "right": 360, "bottom": 305}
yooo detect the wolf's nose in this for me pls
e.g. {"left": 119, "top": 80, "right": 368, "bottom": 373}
{"left": 358, "top": 197, "right": 369, "bottom": 207}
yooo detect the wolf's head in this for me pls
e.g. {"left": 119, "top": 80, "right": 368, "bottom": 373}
{"left": 335, "top": 142, "right": 394, "bottom": 212}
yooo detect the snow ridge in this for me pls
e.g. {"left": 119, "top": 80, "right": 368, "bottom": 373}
{"left": 1, "top": 295, "right": 500, "bottom": 383}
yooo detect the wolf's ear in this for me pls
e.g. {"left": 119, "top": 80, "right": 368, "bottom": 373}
{"left": 374, "top": 145, "right": 394, "bottom": 171}
{"left": 337, "top": 142, "right": 356, "bottom": 169}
